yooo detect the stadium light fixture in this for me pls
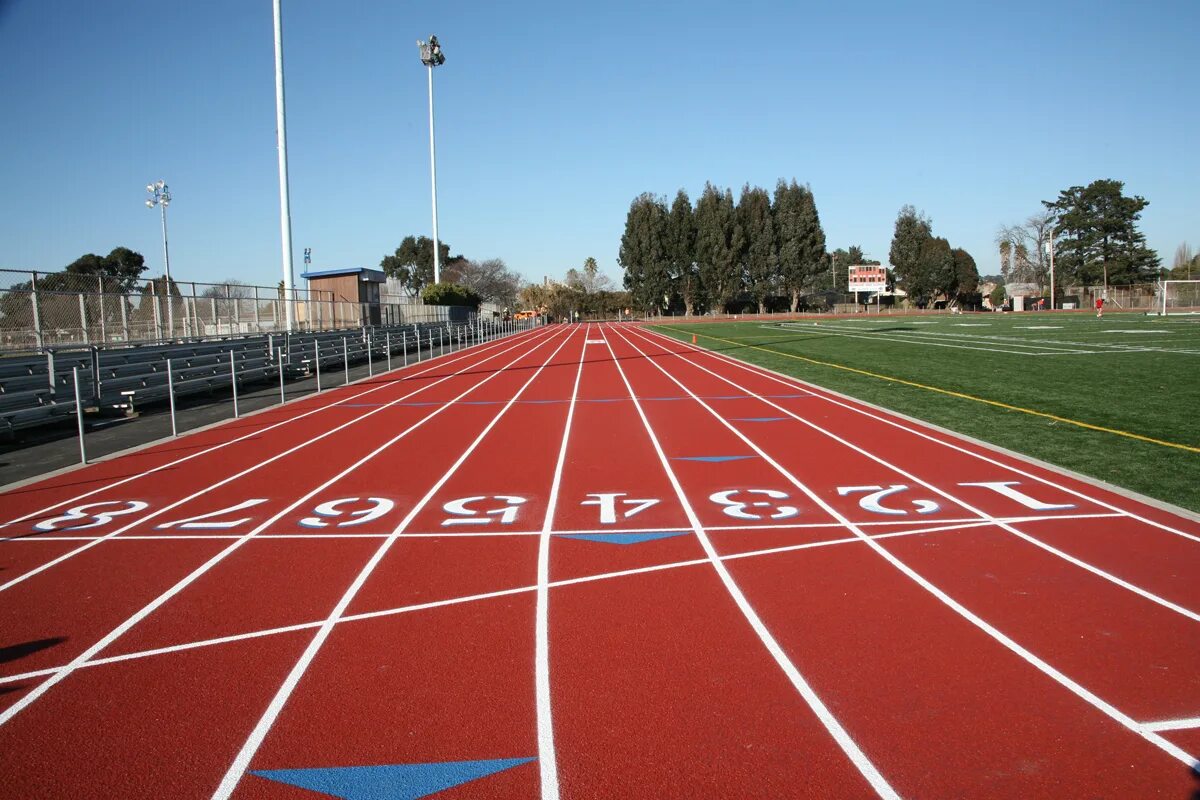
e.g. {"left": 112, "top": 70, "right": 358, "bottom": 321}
{"left": 417, "top": 34, "right": 445, "bottom": 285}
{"left": 145, "top": 180, "right": 174, "bottom": 336}
{"left": 1043, "top": 225, "right": 1056, "bottom": 311}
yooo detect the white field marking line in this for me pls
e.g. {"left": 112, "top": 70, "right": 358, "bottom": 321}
{"left": 0, "top": 327, "right": 563, "bottom": 591}
{"left": 770, "top": 323, "right": 1091, "bottom": 356}
{"left": 2, "top": 512, "right": 1126, "bottom": 543}
{"left": 1140, "top": 716, "right": 1200, "bottom": 733}
{"left": 0, "top": 326, "right": 572, "bottom": 729}
{"left": 624, "top": 326, "right": 1199, "bottom": 768}
{"left": 777, "top": 321, "right": 1171, "bottom": 353}
{"left": 0, "top": 325, "right": 547, "bottom": 529}
{"left": 656, "top": 327, "right": 1200, "bottom": 544}
{"left": 0, "top": 518, "right": 1045, "bottom": 689}
{"left": 600, "top": 324, "right": 900, "bottom": 798}
{"left": 631, "top": 326, "right": 1200, "bottom": 624}
{"left": 211, "top": 325, "right": 584, "bottom": 800}
{"left": 534, "top": 323, "right": 589, "bottom": 800}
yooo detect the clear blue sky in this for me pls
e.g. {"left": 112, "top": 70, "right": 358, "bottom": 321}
{"left": 1, "top": 0, "right": 1196, "bottom": 289}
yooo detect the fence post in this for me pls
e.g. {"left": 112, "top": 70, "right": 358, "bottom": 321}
{"left": 73, "top": 367, "right": 87, "bottom": 464}
{"left": 253, "top": 286, "right": 261, "bottom": 333}
{"left": 402, "top": 331, "right": 407, "bottom": 367}
{"left": 278, "top": 348, "right": 285, "bottom": 403}
{"left": 343, "top": 336, "right": 349, "bottom": 383}
{"left": 153, "top": 291, "right": 163, "bottom": 341}
{"left": 386, "top": 332, "right": 391, "bottom": 371}
{"left": 230, "top": 350, "right": 239, "bottom": 417}
{"left": 120, "top": 291, "right": 130, "bottom": 342}
{"left": 314, "top": 339, "right": 321, "bottom": 392}
{"left": 367, "top": 335, "right": 374, "bottom": 377}
{"left": 416, "top": 327, "right": 422, "bottom": 363}
{"left": 31, "top": 271, "right": 45, "bottom": 351}
{"left": 167, "top": 358, "right": 177, "bottom": 436}
{"left": 98, "top": 276, "right": 107, "bottom": 345}
{"left": 79, "top": 294, "right": 90, "bottom": 345}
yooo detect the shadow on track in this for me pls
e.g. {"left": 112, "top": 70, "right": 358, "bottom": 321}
{"left": 0, "top": 637, "right": 67, "bottom": 665}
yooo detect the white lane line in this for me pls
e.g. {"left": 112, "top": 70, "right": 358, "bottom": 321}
{"left": 0, "top": 519, "right": 1028, "bottom": 689}
{"left": 619, "top": 325, "right": 1197, "bottom": 769}
{"left": 0, "top": 325, "right": 543, "bottom": 528}
{"left": 629, "top": 326, "right": 1200, "bottom": 623}
{"left": 1, "top": 512, "right": 1126, "bottom": 542}
{"left": 650, "top": 327, "right": 1200, "bottom": 543}
{"left": 1140, "top": 716, "right": 1200, "bottom": 733}
{"left": 211, "top": 325, "right": 584, "bottom": 800}
{"left": 0, "top": 326, "right": 572, "bottom": 729}
{"left": 0, "top": 327, "right": 562, "bottom": 592}
{"left": 600, "top": 324, "right": 900, "bottom": 798}
{"left": 533, "top": 323, "right": 589, "bottom": 800}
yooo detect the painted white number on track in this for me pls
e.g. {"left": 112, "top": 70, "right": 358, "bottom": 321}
{"left": 442, "top": 495, "right": 527, "bottom": 526}
{"left": 581, "top": 493, "right": 660, "bottom": 524}
{"left": 34, "top": 500, "right": 150, "bottom": 532}
{"left": 958, "top": 481, "right": 1075, "bottom": 511}
{"left": 709, "top": 489, "right": 799, "bottom": 521}
{"left": 300, "top": 497, "right": 395, "bottom": 528}
{"left": 837, "top": 485, "right": 940, "bottom": 516}
{"left": 158, "top": 498, "right": 268, "bottom": 530}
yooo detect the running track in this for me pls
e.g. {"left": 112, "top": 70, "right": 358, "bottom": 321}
{"left": 1, "top": 322, "right": 1198, "bottom": 799}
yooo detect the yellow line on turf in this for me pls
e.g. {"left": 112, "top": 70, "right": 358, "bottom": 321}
{"left": 655, "top": 326, "right": 1200, "bottom": 455}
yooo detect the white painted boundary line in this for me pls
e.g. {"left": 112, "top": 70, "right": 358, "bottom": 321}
{"left": 769, "top": 322, "right": 1090, "bottom": 356}
{"left": 647, "top": 326, "right": 1200, "bottom": 540}
{"left": 617, "top": 324, "right": 1197, "bottom": 768}
{"left": 599, "top": 325, "right": 899, "bottom": 798}
{"left": 0, "top": 327, "right": 562, "bottom": 591}
{"left": 0, "top": 518, "right": 1067, "bottom": 690}
{"left": 0, "top": 325, "right": 548, "bottom": 527}
{"left": 211, "top": 325, "right": 584, "bottom": 800}
{"left": 1140, "top": 716, "right": 1200, "bottom": 733}
{"left": 627, "top": 325, "right": 1200, "bottom": 624}
{"left": 0, "top": 325, "right": 572, "bottom": 728}
{"left": 534, "top": 323, "right": 589, "bottom": 800}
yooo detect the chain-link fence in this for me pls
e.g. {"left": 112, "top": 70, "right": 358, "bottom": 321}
{"left": 0, "top": 269, "right": 470, "bottom": 353}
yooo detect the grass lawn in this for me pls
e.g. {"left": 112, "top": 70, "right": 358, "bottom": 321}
{"left": 652, "top": 311, "right": 1200, "bottom": 514}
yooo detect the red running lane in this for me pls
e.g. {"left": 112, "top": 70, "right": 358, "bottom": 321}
{"left": 0, "top": 327, "right": 573, "bottom": 798}
{"left": 614, "top": 323, "right": 1197, "bottom": 796}
{"left": 546, "top": 326, "right": 884, "bottom": 797}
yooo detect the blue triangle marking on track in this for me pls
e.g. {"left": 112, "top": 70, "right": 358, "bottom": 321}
{"left": 250, "top": 757, "right": 536, "bottom": 800}
{"left": 559, "top": 531, "right": 690, "bottom": 545}
{"left": 673, "top": 455, "right": 755, "bottom": 463}
{"left": 730, "top": 417, "right": 788, "bottom": 422}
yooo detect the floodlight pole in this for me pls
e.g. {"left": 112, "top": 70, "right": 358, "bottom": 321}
{"left": 418, "top": 35, "right": 445, "bottom": 286}
{"left": 273, "top": 0, "right": 296, "bottom": 333}
{"left": 146, "top": 181, "right": 174, "bottom": 337}
{"left": 1045, "top": 226, "right": 1056, "bottom": 311}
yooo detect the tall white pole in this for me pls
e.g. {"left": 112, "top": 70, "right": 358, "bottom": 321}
{"left": 160, "top": 200, "right": 173, "bottom": 336}
{"left": 273, "top": 0, "right": 296, "bottom": 333}
{"left": 427, "top": 64, "right": 441, "bottom": 286}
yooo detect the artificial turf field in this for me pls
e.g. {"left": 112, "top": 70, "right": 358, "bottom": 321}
{"left": 1, "top": 321, "right": 1198, "bottom": 798}
{"left": 654, "top": 311, "right": 1200, "bottom": 514}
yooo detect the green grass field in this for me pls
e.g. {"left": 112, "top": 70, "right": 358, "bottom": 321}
{"left": 652, "top": 312, "right": 1200, "bottom": 513}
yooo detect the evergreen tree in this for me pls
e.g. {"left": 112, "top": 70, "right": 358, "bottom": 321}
{"left": 618, "top": 193, "right": 671, "bottom": 314}
{"left": 773, "top": 180, "right": 806, "bottom": 311}
{"left": 380, "top": 236, "right": 451, "bottom": 296}
{"left": 889, "top": 205, "right": 934, "bottom": 303}
{"left": 950, "top": 247, "right": 980, "bottom": 303}
{"left": 1042, "top": 179, "right": 1160, "bottom": 286}
{"left": 908, "top": 236, "right": 954, "bottom": 307}
{"left": 667, "top": 189, "right": 701, "bottom": 315}
{"left": 738, "top": 184, "right": 775, "bottom": 314}
{"left": 695, "top": 183, "right": 742, "bottom": 314}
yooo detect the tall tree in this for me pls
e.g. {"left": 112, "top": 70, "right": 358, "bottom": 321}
{"left": 443, "top": 257, "right": 521, "bottom": 305}
{"left": 950, "top": 247, "right": 980, "bottom": 303}
{"left": 618, "top": 193, "right": 671, "bottom": 314}
{"left": 773, "top": 180, "right": 805, "bottom": 310}
{"left": 902, "top": 236, "right": 954, "bottom": 307}
{"left": 695, "top": 183, "right": 742, "bottom": 313}
{"left": 738, "top": 184, "right": 775, "bottom": 314}
{"left": 1042, "top": 179, "right": 1160, "bottom": 286}
{"left": 666, "top": 189, "right": 700, "bottom": 315}
{"left": 889, "top": 205, "right": 933, "bottom": 284}
{"left": 380, "top": 235, "right": 450, "bottom": 296}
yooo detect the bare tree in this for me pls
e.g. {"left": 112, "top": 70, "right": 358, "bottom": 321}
{"left": 996, "top": 210, "right": 1056, "bottom": 290}
{"left": 1172, "top": 242, "right": 1195, "bottom": 279}
{"left": 444, "top": 257, "right": 521, "bottom": 305}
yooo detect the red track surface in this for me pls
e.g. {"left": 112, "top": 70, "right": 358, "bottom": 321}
{"left": 1, "top": 322, "right": 1198, "bottom": 799}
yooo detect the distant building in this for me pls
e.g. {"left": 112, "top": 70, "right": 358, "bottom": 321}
{"left": 301, "top": 267, "right": 386, "bottom": 327}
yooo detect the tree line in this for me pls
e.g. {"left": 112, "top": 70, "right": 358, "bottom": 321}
{"left": 380, "top": 235, "right": 522, "bottom": 307}
{"left": 619, "top": 181, "right": 836, "bottom": 315}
